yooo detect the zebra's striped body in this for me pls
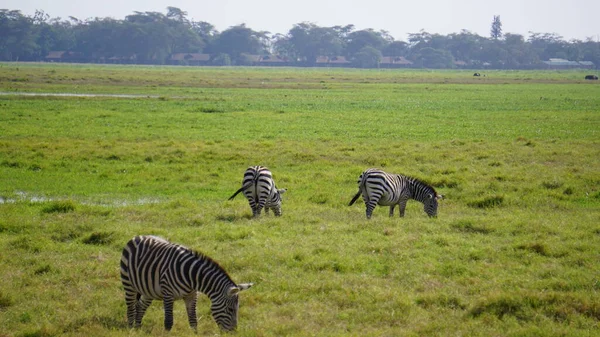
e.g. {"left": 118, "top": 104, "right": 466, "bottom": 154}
{"left": 228, "top": 166, "right": 286, "bottom": 217}
{"left": 120, "top": 235, "right": 252, "bottom": 331}
{"left": 349, "top": 168, "right": 443, "bottom": 219}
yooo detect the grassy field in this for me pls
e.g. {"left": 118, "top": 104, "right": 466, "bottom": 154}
{"left": 0, "top": 63, "right": 599, "bottom": 336}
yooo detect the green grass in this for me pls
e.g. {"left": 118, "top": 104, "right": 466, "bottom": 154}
{"left": 1, "top": 63, "right": 599, "bottom": 336}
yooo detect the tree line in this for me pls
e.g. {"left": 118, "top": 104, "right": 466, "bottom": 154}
{"left": 1, "top": 7, "right": 599, "bottom": 69}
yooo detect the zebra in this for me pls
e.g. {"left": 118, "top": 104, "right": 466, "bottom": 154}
{"left": 120, "top": 235, "right": 252, "bottom": 332}
{"left": 348, "top": 168, "right": 443, "bottom": 219}
{"left": 228, "top": 166, "right": 286, "bottom": 217}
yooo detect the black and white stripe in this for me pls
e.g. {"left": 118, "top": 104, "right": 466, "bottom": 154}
{"left": 120, "top": 235, "right": 252, "bottom": 331}
{"left": 349, "top": 168, "right": 443, "bottom": 218}
{"left": 228, "top": 166, "right": 286, "bottom": 217}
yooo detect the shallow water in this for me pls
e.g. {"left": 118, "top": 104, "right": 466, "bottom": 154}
{"left": 0, "top": 191, "right": 162, "bottom": 207}
{"left": 0, "top": 92, "right": 158, "bottom": 98}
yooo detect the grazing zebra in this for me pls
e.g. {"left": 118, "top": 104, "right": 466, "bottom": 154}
{"left": 228, "top": 166, "right": 286, "bottom": 217}
{"left": 348, "top": 168, "right": 443, "bottom": 219}
{"left": 120, "top": 235, "right": 252, "bottom": 332}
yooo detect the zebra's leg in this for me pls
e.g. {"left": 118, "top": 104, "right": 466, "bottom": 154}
{"left": 253, "top": 204, "right": 265, "bottom": 217}
{"left": 250, "top": 198, "right": 262, "bottom": 217}
{"left": 255, "top": 194, "right": 268, "bottom": 217}
{"left": 124, "top": 291, "right": 138, "bottom": 328}
{"left": 364, "top": 192, "right": 380, "bottom": 219}
{"left": 135, "top": 296, "right": 153, "bottom": 328}
{"left": 365, "top": 201, "right": 378, "bottom": 219}
{"left": 389, "top": 205, "right": 395, "bottom": 217}
{"left": 256, "top": 202, "right": 266, "bottom": 217}
{"left": 184, "top": 293, "right": 198, "bottom": 331}
{"left": 399, "top": 200, "right": 408, "bottom": 217}
{"left": 252, "top": 205, "right": 262, "bottom": 217}
{"left": 163, "top": 295, "right": 175, "bottom": 331}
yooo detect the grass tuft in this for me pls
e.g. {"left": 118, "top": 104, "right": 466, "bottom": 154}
{"left": 41, "top": 200, "right": 76, "bottom": 214}
{"left": 34, "top": 264, "right": 52, "bottom": 275}
{"left": 450, "top": 220, "right": 493, "bottom": 234}
{"left": 0, "top": 291, "right": 13, "bottom": 309}
{"left": 431, "top": 178, "right": 459, "bottom": 188}
{"left": 467, "top": 195, "right": 504, "bottom": 208}
{"left": 197, "top": 106, "right": 226, "bottom": 113}
{"left": 416, "top": 294, "right": 467, "bottom": 310}
{"left": 542, "top": 180, "right": 563, "bottom": 190}
{"left": 517, "top": 242, "right": 550, "bottom": 256}
{"left": 470, "top": 294, "right": 526, "bottom": 320}
{"left": 82, "top": 231, "right": 115, "bottom": 245}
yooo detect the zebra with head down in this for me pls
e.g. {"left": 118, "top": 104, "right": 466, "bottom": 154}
{"left": 228, "top": 166, "right": 286, "bottom": 217}
{"left": 120, "top": 235, "right": 252, "bottom": 332}
{"left": 349, "top": 168, "right": 444, "bottom": 219}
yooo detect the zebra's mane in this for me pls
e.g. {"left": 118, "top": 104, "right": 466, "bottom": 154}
{"left": 143, "top": 236, "right": 234, "bottom": 282}
{"left": 404, "top": 175, "right": 437, "bottom": 195}
{"left": 185, "top": 247, "right": 234, "bottom": 281}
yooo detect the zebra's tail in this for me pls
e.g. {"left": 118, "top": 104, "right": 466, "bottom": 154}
{"left": 348, "top": 190, "right": 362, "bottom": 206}
{"left": 228, "top": 184, "right": 252, "bottom": 200}
{"left": 349, "top": 172, "right": 369, "bottom": 206}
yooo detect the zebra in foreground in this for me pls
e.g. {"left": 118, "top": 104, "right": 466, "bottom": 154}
{"left": 228, "top": 165, "right": 286, "bottom": 217}
{"left": 120, "top": 235, "right": 252, "bottom": 332}
{"left": 348, "top": 168, "right": 444, "bottom": 219}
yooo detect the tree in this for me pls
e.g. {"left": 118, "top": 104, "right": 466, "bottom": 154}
{"left": 0, "top": 10, "right": 37, "bottom": 61}
{"left": 490, "top": 15, "right": 502, "bottom": 40}
{"left": 121, "top": 12, "right": 174, "bottom": 63}
{"left": 344, "top": 29, "right": 387, "bottom": 58}
{"left": 414, "top": 47, "right": 454, "bottom": 68}
{"left": 192, "top": 21, "right": 218, "bottom": 52}
{"left": 503, "top": 33, "right": 536, "bottom": 68}
{"left": 528, "top": 32, "right": 565, "bottom": 61}
{"left": 210, "top": 24, "right": 265, "bottom": 64}
{"left": 284, "top": 22, "right": 343, "bottom": 65}
{"left": 352, "top": 46, "right": 382, "bottom": 68}
{"left": 446, "top": 30, "right": 484, "bottom": 63}
{"left": 382, "top": 40, "right": 409, "bottom": 57}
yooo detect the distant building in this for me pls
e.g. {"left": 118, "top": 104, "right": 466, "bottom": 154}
{"left": 316, "top": 56, "right": 351, "bottom": 67}
{"left": 169, "top": 53, "right": 210, "bottom": 66}
{"left": 379, "top": 56, "right": 413, "bottom": 68}
{"left": 107, "top": 55, "right": 137, "bottom": 64}
{"left": 45, "top": 51, "right": 85, "bottom": 63}
{"left": 453, "top": 60, "right": 468, "bottom": 68}
{"left": 542, "top": 58, "right": 595, "bottom": 69}
{"left": 254, "top": 55, "right": 290, "bottom": 67}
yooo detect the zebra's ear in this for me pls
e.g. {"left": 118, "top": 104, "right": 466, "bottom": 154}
{"left": 278, "top": 188, "right": 287, "bottom": 194}
{"left": 228, "top": 283, "right": 253, "bottom": 296}
{"left": 238, "top": 283, "right": 253, "bottom": 290}
{"left": 436, "top": 194, "right": 445, "bottom": 200}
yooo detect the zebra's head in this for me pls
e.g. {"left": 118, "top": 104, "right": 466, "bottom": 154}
{"left": 211, "top": 283, "right": 253, "bottom": 331}
{"left": 424, "top": 193, "right": 444, "bottom": 217}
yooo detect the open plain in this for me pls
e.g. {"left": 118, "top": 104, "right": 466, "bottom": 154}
{"left": 0, "top": 63, "right": 599, "bottom": 336}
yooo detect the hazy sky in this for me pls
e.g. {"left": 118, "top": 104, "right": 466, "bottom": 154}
{"left": 4, "top": 0, "right": 599, "bottom": 41}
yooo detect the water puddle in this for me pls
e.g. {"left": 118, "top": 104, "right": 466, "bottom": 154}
{"left": 0, "top": 92, "right": 159, "bottom": 98}
{"left": 0, "top": 191, "right": 163, "bottom": 207}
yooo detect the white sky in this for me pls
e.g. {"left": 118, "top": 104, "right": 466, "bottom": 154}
{"left": 3, "top": 0, "right": 600, "bottom": 41}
